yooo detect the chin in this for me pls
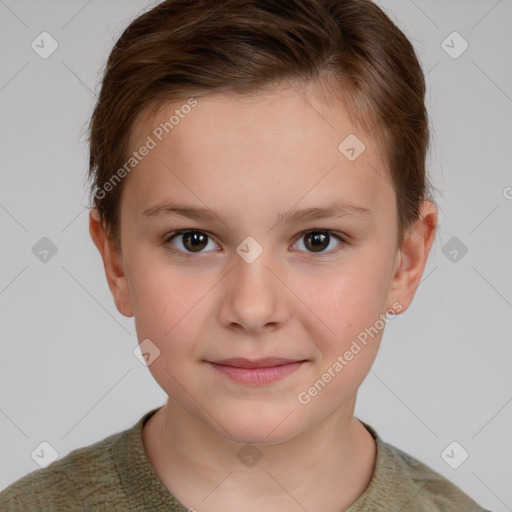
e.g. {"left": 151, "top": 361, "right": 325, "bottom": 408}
{"left": 214, "top": 411, "right": 302, "bottom": 447}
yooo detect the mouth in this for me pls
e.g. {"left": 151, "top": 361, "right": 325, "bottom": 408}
{"left": 206, "top": 357, "right": 307, "bottom": 385}
{"left": 209, "top": 357, "right": 306, "bottom": 368}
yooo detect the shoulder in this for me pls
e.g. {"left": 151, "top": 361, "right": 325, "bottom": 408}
{"left": 351, "top": 422, "right": 492, "bottom": 512}
{"left": 0, "top": 429, "right": 127, "bottom": 512}
{"left": 378, "top": 438, "right": 490, "bottom": 512}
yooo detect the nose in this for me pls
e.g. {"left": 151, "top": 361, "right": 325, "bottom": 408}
{"left": 218, "top": 252, "right": 289, "bottom": 334}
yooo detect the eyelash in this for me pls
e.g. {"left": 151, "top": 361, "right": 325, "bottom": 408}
{"left": 163, "top": 229, "right": 347, "bottom": 259}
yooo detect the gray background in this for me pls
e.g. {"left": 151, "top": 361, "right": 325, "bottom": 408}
{"left": 0, "top": 0, "right": 511, "bottom": 510}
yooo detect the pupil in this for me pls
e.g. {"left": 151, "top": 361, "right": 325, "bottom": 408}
{"left": 306, "top": 231, "right": 328, "bottom": 252}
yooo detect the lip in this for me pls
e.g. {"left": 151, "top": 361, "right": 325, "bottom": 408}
{"left": 211, "top": 357, "right": 302, "bottom": 368}
{"left": 207, "top": 358, "right": 306, "bottom": 385}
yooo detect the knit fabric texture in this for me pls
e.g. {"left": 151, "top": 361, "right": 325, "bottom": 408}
{"left": 0, "top": 407, "right": 490, "bottom": 511}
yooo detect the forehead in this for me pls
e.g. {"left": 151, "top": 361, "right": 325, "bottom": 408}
{"left": 122, "top": 82, "right": 394, "bottom": 226}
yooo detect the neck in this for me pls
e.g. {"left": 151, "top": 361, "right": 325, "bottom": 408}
{"left": 142, "top": 398, "right": 377, "bottom": 511}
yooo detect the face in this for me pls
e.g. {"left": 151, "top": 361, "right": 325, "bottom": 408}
{"left": 91, "top": 81, "right": 435, "bottom": 445}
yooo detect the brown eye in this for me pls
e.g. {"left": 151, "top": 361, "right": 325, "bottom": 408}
{"left": 182, "top": 231, "right": 208, "bottom": 251}
{"left": 167, "top": 230, "right": 218, "bottom": 254}
{"left": 293, "top": 230, "right": 345, "bottom": 255}
{"left": 304, "top": 231, "right": 329, "bottom": 252}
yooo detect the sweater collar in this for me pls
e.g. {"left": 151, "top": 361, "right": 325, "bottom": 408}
{"left": 113, "top": 406, "right": 186, "bottom": 511}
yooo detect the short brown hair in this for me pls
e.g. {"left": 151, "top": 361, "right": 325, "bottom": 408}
{"left": 87, "top": 0, "right": 436, "bottom": 250}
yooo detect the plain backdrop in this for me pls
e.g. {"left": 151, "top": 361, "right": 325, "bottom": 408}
{"left": 0, "top": 1, "right": 511, "bottom": 510}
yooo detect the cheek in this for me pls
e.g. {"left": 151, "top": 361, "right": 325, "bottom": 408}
{"left": 128, "top": 261, "right": 192, "bottom": 339}
{"left": 298, "top": 272, "right": 388, "bottom": 405}
{"left": 300, "top": 267, "right": 389, "bottom": 340}
{"left": 129, "top": 261, "right": 221, "bottom": 358}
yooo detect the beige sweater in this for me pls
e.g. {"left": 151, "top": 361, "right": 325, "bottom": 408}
{"left": 0, "top": 407, "right": 490, "bottom": 511}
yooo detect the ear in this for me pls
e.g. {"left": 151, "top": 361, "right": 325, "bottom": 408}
{"left": 387, "top": 200, "right": 438, "bottom": 314}
{"left": 89, "top": 208, "right": 134, "bottom": 318}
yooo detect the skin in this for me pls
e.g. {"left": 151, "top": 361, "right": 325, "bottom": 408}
{"left": 90, "top": 80, "right": 437, "bottom": 512}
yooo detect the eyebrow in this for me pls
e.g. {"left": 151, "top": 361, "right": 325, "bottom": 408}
{"left": 142, "top": 199, "right": 372, "bottom": 228}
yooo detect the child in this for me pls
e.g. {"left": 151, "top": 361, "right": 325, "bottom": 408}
{"left": 0, "top": 0, "right": 491, "bottom": 510}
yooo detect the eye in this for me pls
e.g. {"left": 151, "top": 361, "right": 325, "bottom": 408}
{"left": 165, "top": 230, "right": 220, "bottom": 256}
{"left": 291, "top": 230, "right": 345, "bottom": 255}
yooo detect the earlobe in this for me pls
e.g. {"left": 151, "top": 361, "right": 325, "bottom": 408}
{"left": 387, "top": 201, "right": 438, "bottom": 313}
{"left": 89, "top": 209, "right": 134, "bottom": 318}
